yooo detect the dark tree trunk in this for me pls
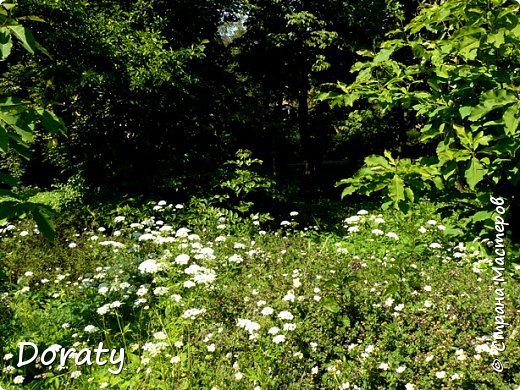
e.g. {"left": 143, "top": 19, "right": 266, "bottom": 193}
{"left": 298, "top": 75, "right": 314, "bottom": 177}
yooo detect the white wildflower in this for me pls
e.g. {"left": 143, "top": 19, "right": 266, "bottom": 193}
{"left": 283, "top": 291, "right": 295, "bottom": 302}
{"left": 138, "top": 259, "right": 162, "bottom": 274}
{"left": 268, "top": 327, "right": 280, "bottom": 335}
{"left": 13, "top": 375, "right": 25, "bottom": 384}
{"left": 70, "top": 370, "right": 82, "bottom": 379}
{"left": 182, "top": 308, "right": 206, "bottom": 320}
{"left": 153, "top": 286, "right": 169, "bottom": 296}
{"left": 386, "top": 232, "right": 399, "bottom": 240}
{"left": 278, "top": 311, "right": 294, "bottom": 320}
{"left": 84, "top": 325, "right": 99, "bottom": 333}
{"left": 153, "top": 331, "right": 168, "bottom": 340}
{"left": 261, "top": 307, "right": 274, "bottom": 316}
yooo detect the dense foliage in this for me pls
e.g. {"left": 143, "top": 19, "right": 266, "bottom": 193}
{"left": 0, "top": 0, "right": 415, "bottom": 195}
{"left": 320, "top": 0, "right": 520, "bottom": 235}
{"left": 0, "top": 0, "right": 518, "bottom": 388}
{"left": 0, "top": 0, "right": 66, "bottom": 240}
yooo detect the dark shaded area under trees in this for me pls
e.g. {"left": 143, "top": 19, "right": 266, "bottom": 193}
{"left": 3, "top": 0, "right": 421, "bottom": 201}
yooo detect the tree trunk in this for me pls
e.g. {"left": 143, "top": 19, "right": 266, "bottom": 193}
{"left": 298, "top": 77, "right": 313, "bottom": 177}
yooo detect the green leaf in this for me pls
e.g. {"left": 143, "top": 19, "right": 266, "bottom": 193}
{"left": 9, "top": 138, "right": 31, "bottom": 159}
{"left": 443, "top": 227, "right": 464, "bottom": 237}
{"left": 0, "top": 27, "right": 13, "bottom": 60}
{"left": 404, "top": 187, "right": 414, "bottom": 203}
{"left": 0, "top": 112, "right": 34, "bottom": 142}
{"left": 18, "top": 15, "right": 46, "bottom": 23}
{"left": 31, "top": 207, "right": 55, "bottom": 241}
{"left": 340, "top": 185, "right": 357, "bottom": 198}
{"left": 435, "top": 65, "right": 449, "bottom": 78}
{"left": 432, "top": 176, "right": 444, "bottom": 190}
{"left": 0, "top": 96, "right": 26, "bottom": 109}
{"left": 373, "top": 47, "right": 394, "bottom": 63}
{"left": 471, "top": 210, "right": 493, "bottom": 222}
{"left": 458, "top": 36, "right": 480, "bottom": 60}
{"left": 388, "top": 175, "right": 405, "bottom": 203}
{"left": 383, "top": 150, "right": 396, "bottom": 164}
{"left": 364, "top": 155, "right": 391, "bottom": 169}
{"left": 465, "top": 157, "right": 486, "bottom": 190}
{"left": 441, "top": 160, "right": 457, "bottom": 179}
{"left": 473, "top": 131, "right": 493, "bottom": 148}
{"left": 503, "top": 105, "right": 520, "bottom": 136}
{"left": 469, "top": 90, "right": 516, "bottom": 122}
{"left": 487, "top": 30, "right": 505, "bottom": 48}
{"left": 0, "top": 173, "right": 18, "bottom": 186}
{"left": 356, "top": 49, "right": 374, "bottom": 57}
{"left": 7, "top": 25, "right": 38, "bottom": 54}
{"left": 324, "top": 302, "right": 341, "bottom": 314}
{"left": 0, "top": 123, "right": 8, "bottom": 153}
{"left": 0, "top": 200, "right": 21, "bottom": 220}
{"left": 37, "top": 109, "right": 67, "bottom": 136}
{"left": 459, "top": 106, "right": 472, "bottom": 119}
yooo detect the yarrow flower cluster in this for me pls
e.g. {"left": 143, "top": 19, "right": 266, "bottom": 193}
{"left": 184, "top": 264, "right": 217, "bottom": 285}
{"left": 237, "top": 319, "right": 261, "bottom": 333}
{"left": 182, "top": 308, "right": 206, "bottom": 320}
{"left": 138, "top": 259, "right": 163, "bottom": 274}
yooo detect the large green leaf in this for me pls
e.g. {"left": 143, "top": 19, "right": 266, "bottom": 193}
{"left": 486, "top": 29, "right": 504, "bottom": 48}
{"left": 0, "top": 173, "right": 18, "bottom": 187}
{"left": 373, "top": 47, "right": 394, "bottom": 64}
{"left": 0, "top": 123, "right": 8, "bottom": 153}
{"left": 364, "top": 155, "right": 391, "bottom": 169}
{"left": 458, "top": 36, "right": 480, "bottom": 60}
{"left": 465, "top": 157, "right": 486, "bottom": 190}
{"left": 37, "top": 109, "right": 67, "bottom": 136}
{"left": 7, "top": 25, "right": 37, "bottom": 54}
{"left": 8, "top": 137, "right": 31, "bottom": 159}
{"left": 0, "top": 27, "right": 12, "bottom": 60}
{"left": 471, "top": 210, "right": 494, "bottom": 222}
{"left": 459, "top": 106, "right": 473, "bottom": 119}
{"left": 18, "top": 15, "right": 46, "bottom": 23}
{"left": 388, "top": 175, "right": 405, "bottom": 204}
{"left": 503, "top": 105, "right": 520, "bottom": 136}
{"left": 31, "top": 207, "right": 55, "bottom": 241}
{"left": 404, "top": 187, "right": 414, "bottom": 203}
{"left": 0, "top": 96, "right": 26, "bottom": 110}
{"left": 468, "top": 90, "right": 516, "bottom": 122}
{"left": 0, "top": 112, "right": 34, "bottom": 142}
{"left": 340, "top": 185, "right": 358, "bottom": 198}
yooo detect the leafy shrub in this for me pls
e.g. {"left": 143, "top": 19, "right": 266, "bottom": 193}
{"left": 213, "top": 149, "right": 278, "bottom": 214}
{"left": 320, "top": 0, "right": 520, "bottom": 233}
